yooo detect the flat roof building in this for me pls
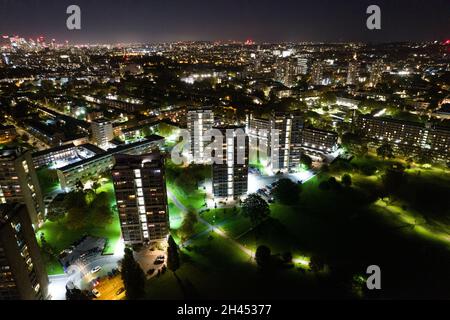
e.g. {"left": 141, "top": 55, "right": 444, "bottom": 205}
{"left": 212, "top": 125, "right": 249, "bottom": 199}
{"left": 112, "top": 152, "right": 169, "bottom": 245}
{"left": 91, "top": 118, "right": 114, "bottom": 150}
{"left": 57, "top": 135, "right": 165, "bottom": 191}
{"left": 354, "top": 115, "right": 450, "bottom": 163}
{"left": 187, "top": 108, "right": 214, "bottom": 163}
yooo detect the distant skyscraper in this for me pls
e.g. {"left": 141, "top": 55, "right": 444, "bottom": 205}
{"left": 274, "top": 58, "right": 303, "bottom": 87}
{"left": 112, "top": 152, "right": 169, "bottom": 245}
{"left": 212, "top": 126, "right": 249, "bottom": 199}
{"left": 297, "top": 58, "right": 308, "bottom": 75}
{"left": 346, "top": 58, "right": 360, "bottom": 86}
{"left": 90, "top": 118, "right": 114, "bottom": 149}
{"left": 369, "top": 59, "right": 385, "bottom": 87}
{"left": 187, "top": 108, "right": 214, "bottom": 163}
{"left": 0, "top": 149, "right": 44, "bottom": 228}
{"left": 310, "top": 61, "right": 324, "bottom": 86}
{"left": 0, "top": 203, "right": 49, "bottom": 300}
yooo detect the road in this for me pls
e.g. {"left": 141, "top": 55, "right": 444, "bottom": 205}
{"left": 5, "top": 119, "right": 50, "bottom": 150}
{"left": 47, "top": 252, "right": 123, "bottom": 300}
{"left": 67, "top": 254, "right": 123, "bottom": 290}
{"left": 48, "top": 274, "right": 69, "bottom": 300}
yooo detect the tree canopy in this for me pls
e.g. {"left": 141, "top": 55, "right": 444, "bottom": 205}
{"left": 167, "top": 235, "right": 180, "bottom": 273}
{"left": 255, "top": 245, "right": 272, "bottom": 269}
{"left": 121, "top": 248, "right": 146, "bottom": 300}
{"left": 273, "top": 178, "right": 301, "bottom": 205}
{"left": 241, "top": 194, "right": 270, "bottom": 226}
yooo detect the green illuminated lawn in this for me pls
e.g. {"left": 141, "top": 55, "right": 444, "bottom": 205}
{"left": 36, "top": 179, "right": 122, "bottom": 274}
{"left": 37, "top": 212, "right": 121, "bottom": 256}
{"left": 150, "top": 154, "right": 450, "bottom": 298}
{"left": 145, "top": 232, "right": 320, "bottom": 299}
{"left": 167, "top": 183, "right": 206, "bottom": 211}
{"left": 168, "top": 200, "right": 183, "bottom": 230}
{"left": 36, "top": 167, "right": 61, "bottom": 196}
{"left": 201, "top": 208, "right": 252, "bottom": 239}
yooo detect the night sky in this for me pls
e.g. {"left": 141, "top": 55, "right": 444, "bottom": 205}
{"left": 0, "top": 0, "right": 449, "bottom": 44}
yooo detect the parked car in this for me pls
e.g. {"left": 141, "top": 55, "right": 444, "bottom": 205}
{"left": 91, "top": 266, "right": 102, "bottom": 274}
{"left": 91, "top": 279, "right": 99, "bottom": 287}
{"left": 116, "top": 288, "right": 125, "bottom": 296}
{"left": 92, "top": 289, "right": 101, "bottom": 298}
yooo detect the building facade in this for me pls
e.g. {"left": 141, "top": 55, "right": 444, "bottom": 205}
{"left": 0, "top": 149, "right": 44, "bottom": 227}
{"left": 246, "top": 114, "right": 271, "bottom": 166}
{"left": 57, "top": 135, "right": 164, "bottom": 191}
{"left": 300, "top": 128, "right": 339, "bottom": 156}
{"left": 187, "top": 108, "right": 214, "bottom": 163}
{"left": 354, "top": 115, "right": 450, "bottom": 163}
{"left": 270, "top": 112, "right": 304, "bottom": 172}
{"left": 112, "top": 152, "right": 169, "bottom": 245}
{"left": 310, "top": 61, "right": 324, "bottom": 86}
{"left": 246, "top": 112, "right": 338, "bottom": 172}
{"left": 346, "top": 60, "right": 360, "bottom": 86}
{"left": 91, "top": 118, "right": 114, "bottom": 149}
{"left": 212, "top": 126, "right": 249, "bottom": 199}
{"left": 0, "top": 124, "right": 17, "bottom": 145}
{"left": 369, "top": 59, "right": 385, "bottom": 88}
{"left": 0, "top": 203, "right": 48, "bottom": 300}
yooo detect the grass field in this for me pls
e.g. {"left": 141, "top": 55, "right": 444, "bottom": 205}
{"left": 145, "top": 232, "right": 329, "bottom": 299}
{"left": 37, "top": 180, "right": 122, "bottom": 275}
{"left": 154, "top": 154, "right": 450, "bottom": 299}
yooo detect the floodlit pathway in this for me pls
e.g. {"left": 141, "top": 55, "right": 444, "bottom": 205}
{"left": 167, "top": 190, "right": 255, "bottom": 259}
{"left": 168, "top": 188, "right": 310, "bottom": 267}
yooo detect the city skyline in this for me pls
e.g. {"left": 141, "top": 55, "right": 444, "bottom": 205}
{"left": 0, "top": 0, "right": 449, "bottom": 44}
{"left": 0, "top": 2, "right": 449, "bottom": 304}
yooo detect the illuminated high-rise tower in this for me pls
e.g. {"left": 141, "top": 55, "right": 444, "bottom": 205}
{"left": 112, "top": 152, "right": 169, "bottom": 245}
{"left": 187, "top": 107, "right": 214, "bottom": 163}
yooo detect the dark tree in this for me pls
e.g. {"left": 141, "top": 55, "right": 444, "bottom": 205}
{"left": 75, "top": 180, "right": 84, "bottom": 192}
{"left": 121, "top": 248, "right": 146, "bottom": 300}
{"left": 241, "top": 194, "right": 270, "bottom": 227}
{"left": 376, "top": 143, "right": 394, "bottom": 159}
{"left": 255, "top": 245, "right": 272, "bottom": 269}
{"left": 309, "top": 255, "right": 325, "bottom": 273}
{"left": 319, "top": 180, "right": 331, "bottom": 190}
{"left": 46, "top": 208, "right": 65, "bottom": 223}
{"left": 281, "top": 251, "right": 293, "bottom": 263}
{"left": 179, "top": 210, "right": 198, "bottom": 242}
{"left": 328, "top": 176, "right": 341, "bottom": 190}
{"left": 66, "top": 288, "right": 90, "bottom": 300}
{"left": 341, "top": 174, "right": 352, "bottom": 187}
{"left": 300, "top": 153, "right": 313, "bottom": 169}
{"left": 167, "top": 235, "right": 180, "bottom": 274}
{"left": 92, "top": 181, "right": 101, "bottom": 193}
{"left": 273, "top": 178, "right": 301, "bottom": 205}
{"left": 382, "top": 165, "right": 407, "bottom": 197}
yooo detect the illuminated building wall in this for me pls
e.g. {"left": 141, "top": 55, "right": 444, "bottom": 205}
{"left": 0, "top": 149, "right": 44, "bottom": 228}
{"left": 355, "top": 115, "right": 450, "bottom": 163}
{"left": 112, "top": 152, "right": 169, "bottom": 244}
{"left": 212, "top": 126, "right": 249, "bottom": 199}
{"left": 187, "top": 108, "right": 214, "bottom": 163}
{"left": 0, "top": 203, "right": 48, "bottom": 300}
{"left": 90, "top": 118, "right": 114, "bottom": 150}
